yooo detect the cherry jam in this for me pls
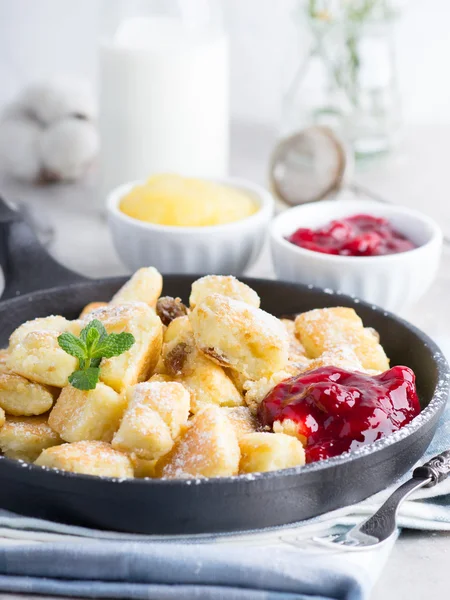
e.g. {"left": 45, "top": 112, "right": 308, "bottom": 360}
{"left": 258, "top": 366, "right": 420, "bottom": 463}
{"left": 288, "top": 214, "right": 416, "bottom": 256}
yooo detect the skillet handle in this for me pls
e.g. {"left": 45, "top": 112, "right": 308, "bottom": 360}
{"left": 0, "top": 196, "right": 88, "bottom": 300}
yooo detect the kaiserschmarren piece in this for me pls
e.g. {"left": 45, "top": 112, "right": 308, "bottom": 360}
{"left": 220, "top": 406, "right": 258, "bottom": 439}
{"left": 112, "top": 382, "right": 190, "bottom": 460}
{"left": 35, "top": 441, "right": 133, "bottom": 478}
{"left": 163, "top": 314, "right": 198, "bottom": 346}
{"left": 156, "top": 406, "right": 240, "bottom": 479}
{"left": 129, "top": 381, "right": 190, "bottom": 439}
{"left": 189, "top": 275, "right": 260, "bottom": 309}
{"left": 0, "top": 415, "right": 61, "bottom": 462}
{"left": 244, "top": 370, "right": 293, "bottom": 413}
{"left": 48, "top": 382, "right": 126, "bottom": 443}
{"left": 110, "top": 267, "right": 163, "bottom": 309}
{"left": 79, "top": 302, "right": 108, "bottom": 318}
{"left": 295, "top": 307, "right": 389, "bottom": 372}
{"left": 180, "top": 364, "right": 243, "bottom": 413}
{"left": 113, "top": 408, "right": 172, "bottom": 461}
{"left": 163, "top": 316, "right": 243, "bottom": 412}
{"left": 189, "top": 294, "right": 289, "bottom": 380}
{"left": 273, "top": 419, "right": 306, "bottom": 444}
{"left": 239, "top": 432, "right": 305, "bottom": 474}
{"left": 0, "top": 407, "right": 5, "bottom": 428}
{"left": 7, "top": 316, "right": 78, "bottom": 387}
{"left": 0, "top": 371, "right": 58, "bottom": 416}
{"left": 78, "top": 302, "right": 163, "bottom": 392}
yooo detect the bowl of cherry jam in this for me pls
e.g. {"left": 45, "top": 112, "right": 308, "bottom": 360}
{"left": 270, "top": 200, "right": 442, "bottom": 313}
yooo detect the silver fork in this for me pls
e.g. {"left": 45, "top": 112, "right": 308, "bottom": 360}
{"left": 313, "top": 449, "right": 450, "bottom": 550}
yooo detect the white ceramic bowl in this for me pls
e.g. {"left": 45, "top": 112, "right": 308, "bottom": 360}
{"left": 270, "top": 199, "right": 443, "bottom": 313}
{"left": 107, "top": 177, "right": 274, "bottom": 275}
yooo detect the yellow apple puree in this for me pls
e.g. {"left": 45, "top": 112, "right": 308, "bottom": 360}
{"left": 119, "top": 174, "right": 258, "bottom": 227}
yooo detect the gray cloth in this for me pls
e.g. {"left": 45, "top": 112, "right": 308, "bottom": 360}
{"left": 0, "top": 542, "right": 369, "bottom": 600}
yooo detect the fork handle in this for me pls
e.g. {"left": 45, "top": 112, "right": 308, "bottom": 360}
{"left": 413, "top": 450, "right": 450, "bottom": 487}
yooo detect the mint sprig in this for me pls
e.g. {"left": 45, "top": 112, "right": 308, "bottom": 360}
{"left": 58, "top": 319, "right": 135, "bottom": 390}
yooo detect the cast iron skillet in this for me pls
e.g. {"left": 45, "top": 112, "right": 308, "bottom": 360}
{"left": 0, "top": 198, "right": 448, "bottom": 535}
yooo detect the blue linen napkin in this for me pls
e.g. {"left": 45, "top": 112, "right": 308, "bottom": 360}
{"left": 0, "top": 399, "right": 449, "bottom": 600}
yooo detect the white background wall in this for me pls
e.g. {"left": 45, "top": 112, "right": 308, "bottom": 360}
{"left": 0, "top": 0, "right": 449, "bottom": 127}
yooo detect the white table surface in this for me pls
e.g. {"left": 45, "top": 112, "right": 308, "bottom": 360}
{"left": 0, "top": 120, "right": 449, "bottom": 599}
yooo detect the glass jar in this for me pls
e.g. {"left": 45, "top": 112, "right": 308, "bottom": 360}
{"left": 99, "top": 0, "right": 229, "bottom": 196}
{"left": 281, "top": 0, "right": 402, "bottom": 160}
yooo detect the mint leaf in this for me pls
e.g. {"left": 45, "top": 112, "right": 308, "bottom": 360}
{"left": 80, "top": 320, "right": 107, "bottom": 345}
{"left": 91, "top": 332, "right": 135, "bottom": 359}
{"left": 68, "top": 367, "right": 100, "bottom": 391}
{"left": 85, "top": 326, "right": 100, "bottom": 352}
{"left": 58, "top": 332, "right": 87, "bottom": 362}
{"left": 58, "top": 318, "right": 135, "bottom": 391}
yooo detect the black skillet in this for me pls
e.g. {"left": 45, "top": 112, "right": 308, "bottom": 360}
{"left": 0, "top": 198, "right": 448, "bottom": 535}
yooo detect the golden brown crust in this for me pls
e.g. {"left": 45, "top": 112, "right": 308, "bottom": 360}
{"left": 48, "top": 383, "right": 126, "bottom": 443}
{"left": 163, "top": 315, "right": 192, "bottom": 345}
{"left": 163, "top": 314, "right": 243, "bottom": 412}
{"left": 0, "top": 371, "right": 58, "bottom": 416}
{"left": 295, "top": 307, "right": 389, "bottom": 372}
{"left": 189, "top": 275, "right": 260, "bottom": 309}
{"left": 156, "top": 406, "right": 240, "bottom": 479}
{"left": 0, "top": 414, "right": 61, "bottom": 462}
{"left": 7, "top": 317, "right": 78, "bottom": 388}
{"left": 112, "top": 382, "right": 190, "bottom": 460}
{"left": 239, "top": 432, "right": 305, "bottom": 474}
{"left": 79, "top": 302, "right": 108, "bottom": 319}
{"left": 35, "top": 441, "right": 133, "bottom": 478}
{"left": 110, "top": 267, "right": 163, "bottom": 309}
{"left": 220, "top": 407, "right": 258, "bottom": 439}
{"left": 189, "top": 294, "right": 290, "bottom": 380}
{"left": 112, "top": 405, "right": 173, "bottom": 461}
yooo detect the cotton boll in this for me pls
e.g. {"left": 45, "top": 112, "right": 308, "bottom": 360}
{"left": 19, "top": 77, "right": 97, "bottom": 126}
{"left": 1, "top": 102, "right": 30, "bottom": 120}
{"left": 40, "top": 118, "right": 99, "bottom": 181}
{"left": 0, "top": 111, "right": 43, "bottom": 181}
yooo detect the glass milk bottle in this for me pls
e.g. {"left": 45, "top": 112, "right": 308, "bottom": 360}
{"left": 99, "top": 0, "right": 229, "bottom": 195}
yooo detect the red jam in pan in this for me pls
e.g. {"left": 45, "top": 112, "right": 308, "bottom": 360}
{"left": 258, "top": 365, "right": 421, "bottom": 463}
{"left": 287, "top": 214, "right": 416, "bottom": 257}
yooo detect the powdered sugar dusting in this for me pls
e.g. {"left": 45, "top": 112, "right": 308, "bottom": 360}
{"left": 295, "top": 307, "right": 389, "bottom": 372}
{"left": 161, "top": 406, "right": 239, "bottom": 479}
